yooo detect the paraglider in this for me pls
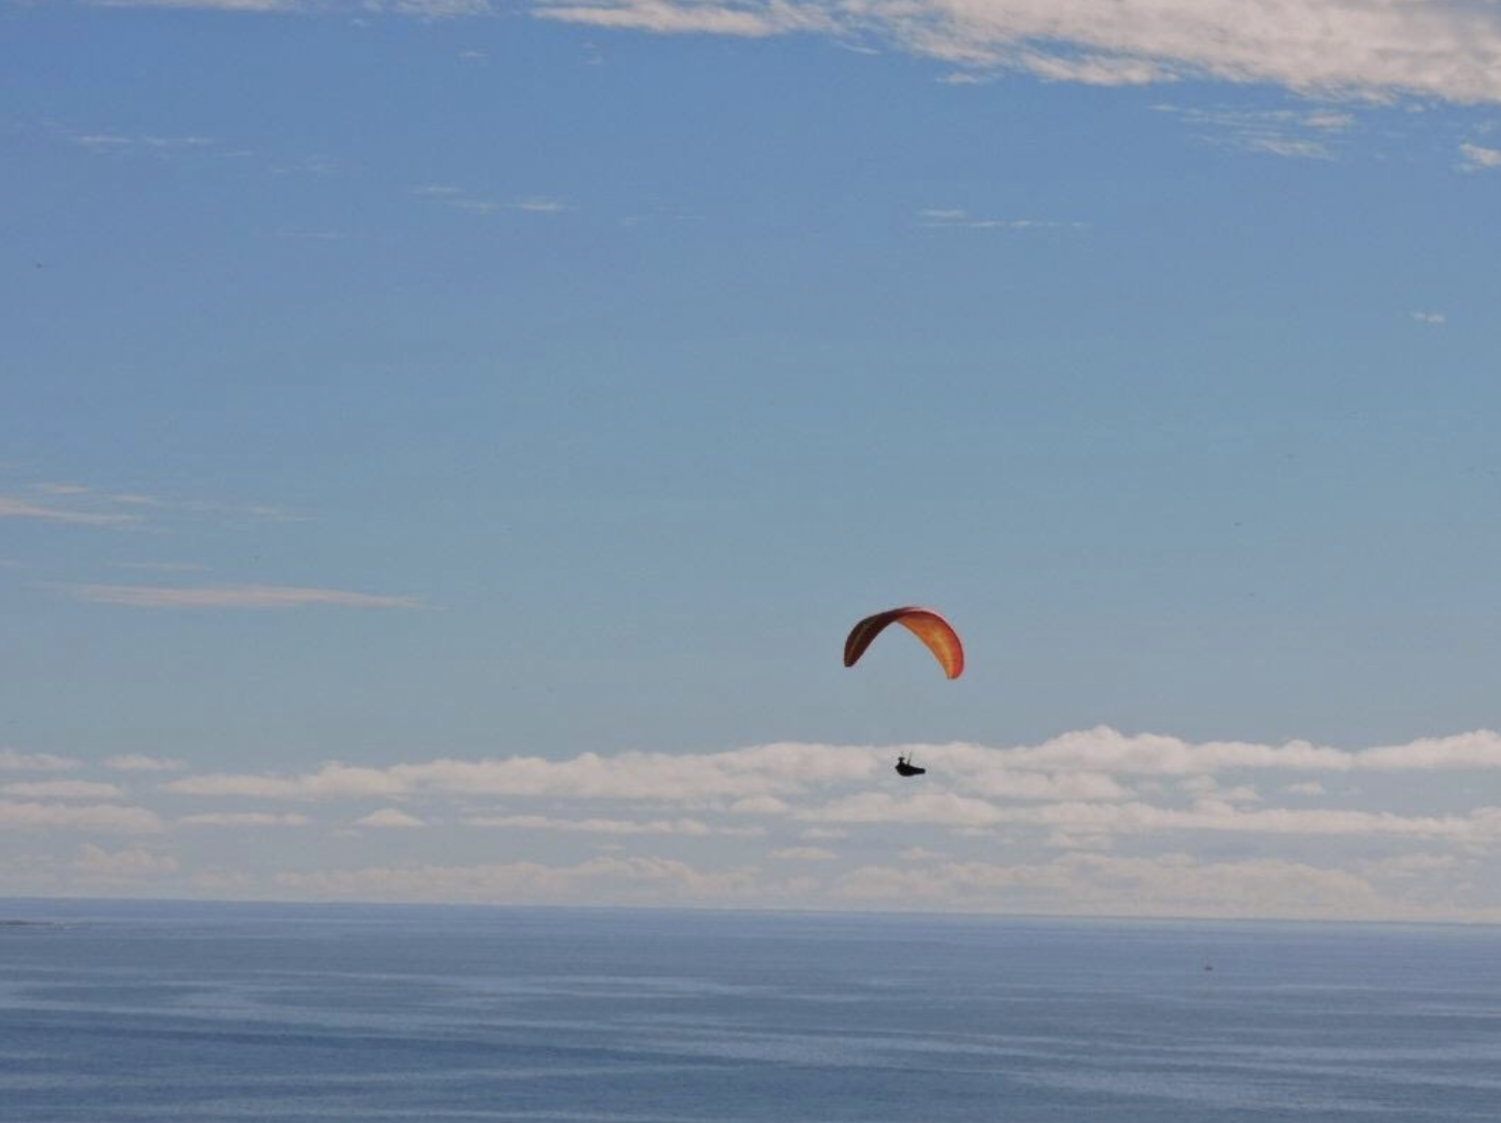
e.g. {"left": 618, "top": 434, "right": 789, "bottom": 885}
{"left": 844, "top": 606, "right": 964, "bottom": 778}
{"left": 843, "top": 606, "right": 964, "bottom": 680}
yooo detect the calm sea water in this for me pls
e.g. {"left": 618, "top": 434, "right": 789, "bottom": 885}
{"left": 1, "top": 900, "right": 1499, "bottom": 1121}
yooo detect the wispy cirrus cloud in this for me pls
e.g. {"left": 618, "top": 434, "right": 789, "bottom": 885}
{"left": 71, "top": 132, "right": 216, "bottom": 152}
{"left": 414, "top": 185, "right": 572, "bottom": 215}
{"left": 919, "top": 208, "right": 1083, "bottom": 230}
{"left": 1153, "top": 104, "right": 1353, "bottom": 158}
{"left": 453, "top": 197, "right": 571, "bottom": 214}
{"left": 0, "top": 496, "right": 141, "bottom": 527}
{"left": 5, "top": 478, "right": 298, "bottom": 530}
{"left": 72, "top": 0, "right": 1501, "bottom": 106}
{"left": 391, "top": 0, "right": 492, "bottom": 16}
{"left": 95, "top": 0, "right": 296, "bottom": 9}
{"left": 526, "top": 0, "right": 1501, "bottom": 105}
{"left": 531, "top": 0, "right": 833, "bottom": 37}
{"left": 110, "top": 562, "right": 207, "bottom": 573}
{"left": 65, "top": 583, "right": 424, "bottom": 610}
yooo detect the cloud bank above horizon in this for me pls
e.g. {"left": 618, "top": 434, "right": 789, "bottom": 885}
{"left": 8, "top": 726, "right": 1501, "bottom": 923}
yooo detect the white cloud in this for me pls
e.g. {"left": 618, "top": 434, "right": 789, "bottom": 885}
{"left": 163, "top": 730, "right": 1501, "bottom": 818}
{"left": 1, "top": 781, "right": 125, "bottom": 801}
{"left": 392, "top": 0, "right": 492, "bottom": 16}
{"left": 273, "top": 855, "right": 764, "bottom": 904}
{"left": 16, "top": 479, "right": 295, "bottom": 528}
{"left": 1072, "top": 800, "right": 1501, "bottom": 842}
{"left": 1459, "top": 142, "right": 1501, "bottom": 169}
{"left": 465, "top": 814, "right": 713, "bottom": 835}
{"left": 68, "top": 134, "right": 134, "bottom": 149}
{"left": 800, "top": 791, "right": 1501, "bottom": 842}
{"left": 800, "top": 826, "right": 848, "bottom": 840}
{"left": 72, "top": 132, "right": 215, "bottom": 151}
{"left": 169, "top": 763, "right": 406, "bottom": 800}
{"left": 96, "top": 0, "right": 295, "bottom": 9}
{"left": 1078, "top": 849, "right": 1451, "bottom": 918}
{"left": 353, "top": 808, "right": 427, "bottom": 829}
{"left": 0, "top": 749, "right": 80, "bottom": 772}
{"left": 105, "top": 495, "right": 172, "bottom": 509}
{"left": 0, "top": 801, "right": 164, "bottom": 834}
{"left": 807, "top": 791, "right": 1010, "bottom": 828}
{"left": 1177, "top": 775, "right": 1259, "bottom": 803}
{"left": 771, "top": 846, "right": 838, "bottom": 861}
{"left": 728, "top": 795, "right": 794, "bottom": 815}
{"left": 135, "top": 727, "right": 1501, "bottom": 917}
{"left": 66, "top": 583, "right": 424, "bottom": 610}
{"left": 919, "top": 208, "right": 1083, "bottom": 230}
{"left": 1412, "top": 310, "right": 1447, "bottom": 325}
{"left": 1302, "top": 111, "right": 1354, "bottom": 131}
{"left": 74, "top": 844, "right": 179, "bottom": 880}
{"left": 105, "top": 754, "right": 186, "bottom": 772}
{"left": 1148, "top": 105, "right": 1353, "bottom": 158}
{"left": 172, "top": 743, "right": 876, "bottom": 803}
{"left": 178, "top": 812, "right": 313, "bottom": 827}
{"left": 449, "top": 197, "right": 572, "bottom": 215}
{"left": 531, "top": 0, "right": 835, "bottom": 37}
{"left": 834, "top": 850, "right": 1501, "bottom": 922}
{"left": 9, "top": 726, "right": 1499, "bottom": 918}
{"left": 899, "top": 846, "right": 946, "bottom": 861}
{"left": 110, "top": 562, "right": 205, "bottom": 572}
{"left": 70, "top": 0, "right": 1501, "bottom": 106}
{"left": 1244, "top": 136, "right": 1330, "bottom": 159}
{"left": 0, "top": 496, "right": 139, "bottom": 526}
{"left": 528, "top": 0, "right": 1501, "bottom": 104}
{"left": 965, "top": 726, "right": 1501, "bottom": 776}
{"left": 1044, "top": 829, "right": 1112, "bottom": 851}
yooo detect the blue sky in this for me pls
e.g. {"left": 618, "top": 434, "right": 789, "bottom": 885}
{"left": 6, "top": 0, "right": 1501, "bottom": 919}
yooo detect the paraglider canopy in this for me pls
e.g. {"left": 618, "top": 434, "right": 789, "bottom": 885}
{"left": 843, "top": 606, "right": 964, "bottom": 680}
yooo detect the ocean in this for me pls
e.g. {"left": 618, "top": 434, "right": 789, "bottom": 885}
{"left": 1, "top": 900, "right": 1498, "bottom": 1121}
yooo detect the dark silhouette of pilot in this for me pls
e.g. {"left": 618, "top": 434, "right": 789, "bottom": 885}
{"left": 895, "top": 754, "right": 926, "bottom": 778}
